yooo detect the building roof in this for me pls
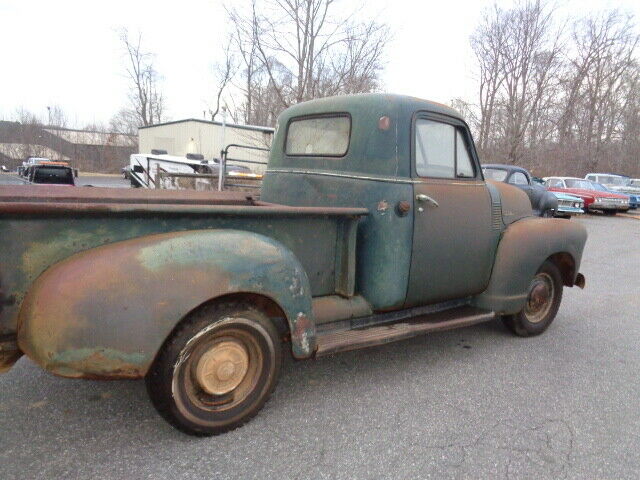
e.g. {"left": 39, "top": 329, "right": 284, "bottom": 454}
{"left": 138, "top": 118, "right": 275, "bottom": 133}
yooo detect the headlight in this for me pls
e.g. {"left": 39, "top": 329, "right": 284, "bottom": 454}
{"left": 574, "top": 202, "right": 580, "bottom": 208}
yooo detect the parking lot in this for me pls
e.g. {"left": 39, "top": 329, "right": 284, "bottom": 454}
{"left": 0, "top": 172, "right": 129, "bottom": 188}
{"left": 0, "top": 200, "right": 639, "bottom": 478}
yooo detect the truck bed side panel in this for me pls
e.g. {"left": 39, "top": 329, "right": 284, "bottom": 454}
{"left": 0, "top": 209, "right": 361, "bottom": 336}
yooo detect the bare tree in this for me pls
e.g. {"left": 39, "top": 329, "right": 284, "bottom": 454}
{"left": 46, "top": 105, "right": 68, "bottom": 128}
{"left": 471, "top": 2, "right": 640, "bottom": 177}
{"left": 226, "top": 0, "right": 390, "bottom": 126}
{"left": 119, "top": 29, "right": 165, "bottom": 128}
{"left": 109, "top": 108, "right": 140, "bottom": 136}
{"left": 473, "top": 1, "right": 563, "bottom": 164}
{"left": 209, "top": 40, "right": 237, "bottom": 121}
{"left": 559, "top": 11, "right": 639, "bottom": 170}
{"left": 471, "top": 5, "right": 507, "bottom": 152}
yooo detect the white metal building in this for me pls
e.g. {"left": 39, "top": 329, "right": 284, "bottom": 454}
{"left": 138, "top": 119, "right": 274, "bottom": 173}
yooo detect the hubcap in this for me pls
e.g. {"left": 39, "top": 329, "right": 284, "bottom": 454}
{"left": 524, "top": 273, "right": 554, "bottom": 323}
{"left": 195, "top": 341, "right": 249, "bottom": 395}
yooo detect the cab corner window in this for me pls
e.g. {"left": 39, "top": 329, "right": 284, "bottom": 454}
{"left": 415, "top": 119, "right": 475, "bottom": 179}
{"left": 285, "top": 115, "right": 350, "bottom": 157}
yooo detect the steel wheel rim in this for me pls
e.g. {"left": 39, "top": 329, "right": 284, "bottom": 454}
{"left": 524, "top": 272, "right": 554, "bottom": 323}
{"left": 195, "top": 340, "right": 250, "bottom": 395}
{"left": 174, "top": 318, "right": 264, "bottom": 415}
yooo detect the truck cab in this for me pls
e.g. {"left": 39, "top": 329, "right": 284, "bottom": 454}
{"left": 27, "top": 163, "right": 75, "bottom": 186}
{"left": 263, "top": 95, "right": 539, "bottom": 310}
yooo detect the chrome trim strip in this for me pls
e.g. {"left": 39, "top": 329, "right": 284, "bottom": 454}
{"left": 266, "top": 168, "right": 484, "bottom": 186}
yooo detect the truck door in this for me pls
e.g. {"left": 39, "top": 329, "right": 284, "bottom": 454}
{"left": 405, "top": 115, "right": 496, "bottom": 307}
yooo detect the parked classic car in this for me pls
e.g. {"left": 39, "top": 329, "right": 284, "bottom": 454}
{"left": 0, "top": 94, "right": 588, "bottom": 436}
{"left": 585, "top": 173, "right": 639, "bottom": 209}
{"left": 588, "top": 181, "right": 639, "bottom": 209}
{"left": 545, "top": 177, "right": 629, "bottom": 215}
{"left": 482, "top": 164, "right": 558, "bottom": 217}
{"left": 584, "top": 173, "right": 640, "bottom": 197}
{"left": 531, "top": 177, "right": 585, "bottom": 217}
{"left": 551, "top": 192, "right": 584, "bottom": 218}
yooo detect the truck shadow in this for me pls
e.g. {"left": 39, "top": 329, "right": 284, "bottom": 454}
{"left": 2, "top": 319, "right": 508, "bottom": 439}
{"left": 1, "top": 318, "right": 578, "bottom": 478}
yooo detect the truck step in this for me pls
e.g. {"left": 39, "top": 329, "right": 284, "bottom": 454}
{"left": 315, "top": 306, "right": 496, "bottom": 357}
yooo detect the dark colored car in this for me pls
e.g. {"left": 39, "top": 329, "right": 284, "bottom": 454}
{"left": 482, "top": 164, "right": 558, "bottom": 217}
{"left": 27, "top": 165, "right": 75, "bottom": 186}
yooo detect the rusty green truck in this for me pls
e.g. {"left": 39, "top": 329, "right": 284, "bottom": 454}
{"left": 0, "top": 94, "right": 587, "bottom": 435}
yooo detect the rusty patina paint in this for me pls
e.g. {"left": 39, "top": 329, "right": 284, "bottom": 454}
{"left": 16, "top": 229, "right": 319, "bottom": 378}
{"left": 0, "top": 191, "right": 365, "bottom": 341}
{"left": 472, "top": 217, "right": 588, "bottom": 314}
{"left": 0, "top": 93, "right": 589, "bottom": 382}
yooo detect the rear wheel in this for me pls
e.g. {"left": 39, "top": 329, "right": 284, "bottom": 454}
{"left": 503, "top": 260, "right": 563, "bottom": 337}
{"left": 146, "top": 301, "right": 282, "bottom": 436}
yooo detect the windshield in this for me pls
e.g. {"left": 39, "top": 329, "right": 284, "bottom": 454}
{"left": 482, "top": 168, "right": 508, "bottom": 182}
{"left": 565, "top": 179, "right": 594, "bottom": 190}
{"left": 32, "top": 167, "right": 74, "bottom": 184}
{"left": 599, "top": 175, "right": 629, "bottom": 186}
{"left": 589, "top": 182, "right": 608, "bottom": 192}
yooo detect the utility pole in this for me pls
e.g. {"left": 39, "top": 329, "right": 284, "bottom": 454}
{"left": 217, "top": 106, "right": 227, "bottom": 191}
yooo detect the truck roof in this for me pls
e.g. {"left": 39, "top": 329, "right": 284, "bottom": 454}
{"left": 282, "top": 93, "right": 462, "bottom": 121}
{"left": 269, "top": 93, "right": 466, "bottom": 179}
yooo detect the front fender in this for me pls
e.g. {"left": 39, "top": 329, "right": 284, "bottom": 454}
{"left": 540, "top": 191, "right": 559, "bottom": 214}
{"left": 472, "top": 217, "right": 587, "bottom": 314}
{"left": 17, "top": 229, "right": 314, "bottom": 379}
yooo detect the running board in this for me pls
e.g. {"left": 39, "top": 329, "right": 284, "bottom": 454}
{"left": 315, "top": 306, "right": 496, "bottom": 357}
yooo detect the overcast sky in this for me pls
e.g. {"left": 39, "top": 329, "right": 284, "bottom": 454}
{"left": 1, "top": 0, "right": 639, "bottom": 127}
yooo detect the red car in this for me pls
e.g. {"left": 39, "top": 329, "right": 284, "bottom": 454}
{"left": 544, "top": 177, "right": 629, "bottom": 215}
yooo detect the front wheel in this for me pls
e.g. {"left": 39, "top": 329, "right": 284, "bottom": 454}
{"left": 146, "top": 301, "right": 282, "bottom": 436}
{"left": 542, "top": 208, "right": 554, "bottom": 218}
{"left": 503, "top": 260, "right": 563, "bottom": 337}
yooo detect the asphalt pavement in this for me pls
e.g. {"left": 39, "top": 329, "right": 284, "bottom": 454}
{"left": 0, "top": 172, "right": 130, "bottom": 188}
{"left": 0, "top": 212, "right": 639, "bottom": 479}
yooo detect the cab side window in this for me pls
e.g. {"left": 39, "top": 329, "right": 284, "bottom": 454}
{"left": 547, "top": 179, "right": 563, "bottom": 188}
{"left": 415, "top": 119, "right": 475, "bottom": 179}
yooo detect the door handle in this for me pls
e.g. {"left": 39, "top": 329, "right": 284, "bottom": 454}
{"left": 415, "top": 194, "right": 439, "bottom": 207}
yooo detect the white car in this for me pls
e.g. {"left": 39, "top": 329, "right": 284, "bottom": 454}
{"left": 584, "top": 173, "right": 640, "bottom": 195}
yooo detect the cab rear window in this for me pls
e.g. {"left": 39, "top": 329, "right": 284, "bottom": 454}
{"left": 285, "top": 115, "right": 351, "bottom": 157}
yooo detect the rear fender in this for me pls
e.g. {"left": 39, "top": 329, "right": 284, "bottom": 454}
{"left": 17, "top": 229, "right": 314, "bottom": 379}
{"left": 472, "top": 217, "right": 587, "bottom": 314}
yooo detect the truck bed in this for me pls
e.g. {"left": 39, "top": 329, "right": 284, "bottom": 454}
{"left": 0, "top": 185, "right": 367, "bottom": 340}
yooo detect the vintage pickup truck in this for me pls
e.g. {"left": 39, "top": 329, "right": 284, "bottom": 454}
{"left": 0, "top": 94, "right": 587, "bottom": 436}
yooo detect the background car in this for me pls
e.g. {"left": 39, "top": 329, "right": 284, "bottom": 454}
{"left": 585, "top": 173, "right": 640, "bottom": 198}
{"left": 545, "top": 177, "right": 629, "bottom": 215}
{"left": 26, "top": 163, "right": 75, "bottom": 186}
{"left": 551, "top": 191, "right": 584, "bottom": 218}
{"left": 589, "top": 181, "right": 639, "bottom": 210}
{"left": 482, "top": 164, "right": 558, "bottom": 217}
